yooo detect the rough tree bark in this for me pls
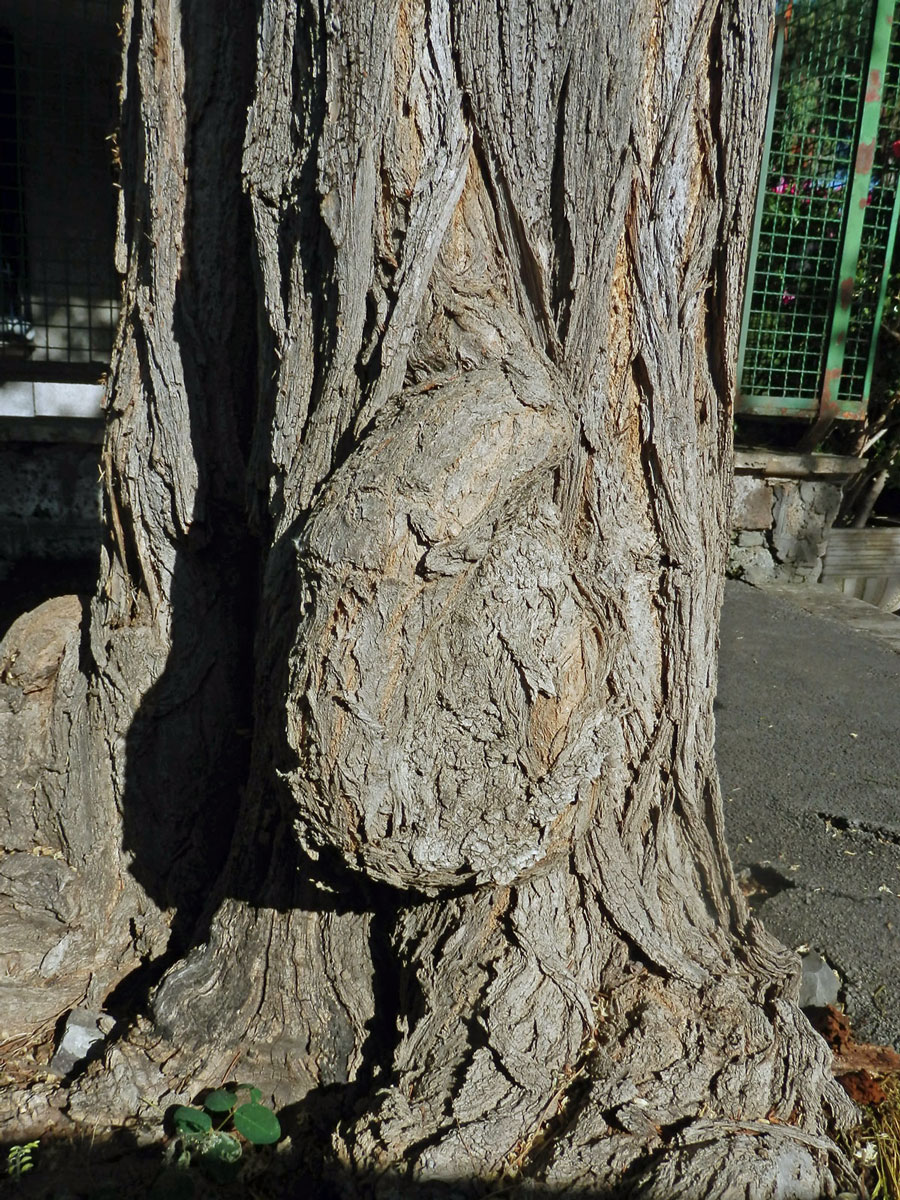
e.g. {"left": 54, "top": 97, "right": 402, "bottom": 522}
{"left": 0, "top": 1, "right": 858, "bottom": 1196}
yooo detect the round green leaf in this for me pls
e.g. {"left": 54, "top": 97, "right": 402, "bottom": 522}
{"left": 203, "top": 1088, "right": 238, "bottom": 1114}
{"left": 172, "top": 1105, "right": 212, "bottom": 1136}
{"left": 232, "top": 1101, "right": 282, "bottom": 1144}
{"left": 235, "top": 1082, "right": 263, "bottom": 1104}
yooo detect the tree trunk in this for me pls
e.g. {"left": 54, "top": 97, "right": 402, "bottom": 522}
{"left": 1, "top": 1, "right": 857, "bottom": 1195}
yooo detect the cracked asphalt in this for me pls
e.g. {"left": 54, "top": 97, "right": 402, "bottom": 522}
{"left": 716, "top": 580, "right": 900, "bottom": 1048}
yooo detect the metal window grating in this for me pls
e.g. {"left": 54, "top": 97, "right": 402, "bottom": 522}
{"left": 0, "top": 0, "right": 119, "bottom": 382}
{"left": 738, "top": 0, "right": 900, "bottom": 423}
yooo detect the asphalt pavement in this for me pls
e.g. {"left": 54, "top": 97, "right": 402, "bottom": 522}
{"left": 716, "top": 580, "right": 900, "bottom": 1048}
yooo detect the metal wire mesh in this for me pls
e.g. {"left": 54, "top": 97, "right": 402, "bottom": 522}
{"left": 741, "top": 0, "right": 873, "bottom": 410}
{"left": 0, "top": 0, "right": 119, "bottom": 380}
{"left": 739, "top": 0, "right": 900, "bottom": 421}
{"left": 838, "top": 7, "right": 900, "bottom": 408}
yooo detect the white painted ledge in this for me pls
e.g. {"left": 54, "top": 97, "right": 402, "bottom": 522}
{"left": 34, "top": 383, "right": 105, "bottom": 418}
{"left": 0, "top": 381, "right": 106, "bottom": 419}
{"left": 0, "top": 380, "right": 36, "bottom": 417}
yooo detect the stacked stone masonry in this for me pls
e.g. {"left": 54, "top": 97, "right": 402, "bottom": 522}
{"left": 729, "top": 451, "right": 866, "bottom": 585}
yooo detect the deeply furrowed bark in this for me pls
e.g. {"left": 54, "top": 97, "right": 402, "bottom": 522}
{"left": 1, "top": 1, "right": 859, "bottom": 1196}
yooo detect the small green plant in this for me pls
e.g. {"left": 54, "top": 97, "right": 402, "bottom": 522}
{"left": 6, "top": 1140, "right": 39, "bottom": 1184}
{"left": 149, "top": 1082, "right": 282, "bottom": 1197}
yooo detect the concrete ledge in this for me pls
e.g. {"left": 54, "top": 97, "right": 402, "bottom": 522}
{"left": 34, "top": 382, "right": 105, "bottom": 419}
{"left": 755, "top": 582, "right": 900, "bottom": 654}
{"left": 735, "top": 449, "right": 866, "bottom": 480}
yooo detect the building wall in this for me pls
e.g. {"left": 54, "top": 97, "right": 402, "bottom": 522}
{"left": 0, "top": 423, "right": 102, "bottom": 581}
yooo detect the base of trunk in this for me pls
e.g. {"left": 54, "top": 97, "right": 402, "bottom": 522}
{"left": 4, "top": 867, "right": 856, "bottom": 1200}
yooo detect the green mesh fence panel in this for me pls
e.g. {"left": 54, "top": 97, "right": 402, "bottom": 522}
{"left": 839, "top": 8, "right": 900, "bottom": 410}
{"left": 738, "top": 0, "right": 900, "bottom": 422}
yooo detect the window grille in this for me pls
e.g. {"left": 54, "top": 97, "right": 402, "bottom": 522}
{"left": 0, "top": 0, "right": 119, "bottom": 388}
{"left": 738, "top": 0, "right": 900, "bottom": 423}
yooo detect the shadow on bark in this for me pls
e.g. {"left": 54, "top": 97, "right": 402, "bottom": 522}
{"left": 104, "top": 0, "right": 415, "bottom": 1081}
{"left": 0, "top": 557, "right": 101, "bottom": 645}
{"left": 0, "top": 1127, "right": 649, "bottom": 1199}
{"left": 105, "top": 1, "right": 264, "bottom": 1010}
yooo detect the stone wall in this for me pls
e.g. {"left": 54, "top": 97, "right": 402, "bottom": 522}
{"left": 729, "top": 450, "right": 865, "bottom": 585}
{"left": 0, "top": 419, "right": 102, "bottom": 580}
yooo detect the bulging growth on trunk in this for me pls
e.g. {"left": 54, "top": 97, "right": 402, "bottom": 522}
{"left": 0, "top": 2, "right": 858, "bottom": 1196}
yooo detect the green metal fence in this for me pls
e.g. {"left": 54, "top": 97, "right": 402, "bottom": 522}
{"left": 738, "top": 0, "right": 900, "bottom": 423}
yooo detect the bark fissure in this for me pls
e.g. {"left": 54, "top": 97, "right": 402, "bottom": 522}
{"left": 549, "top": 64, "right": 575, "bottom": 343}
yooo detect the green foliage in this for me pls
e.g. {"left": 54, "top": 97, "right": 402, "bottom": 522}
{"left": 202, "top": 1087, "right": 240, "bottom": 1113}
{"left": 824, "top": 254, "right": 900, "bottom": 521}
{"left": 6, "top": 1140, "right": 39, "bottom": 1183}
{"left": 232, "top": 1101, "right": 282, "bottom": 1145}
{"left": 172, "top": 1105, "right": 213, "bottom": 1137}
{"left": 195, "top": 1129, "right": 244, "bottom": 1185}
{"left": 152, "top": 1081, "right": 282, "bottom": 1194}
